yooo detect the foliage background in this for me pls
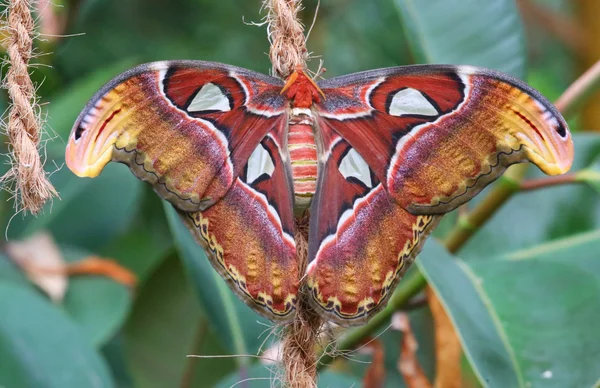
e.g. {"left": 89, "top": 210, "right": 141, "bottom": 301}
{"left": 0, "top": 0, "right": 599, "bottom": 387}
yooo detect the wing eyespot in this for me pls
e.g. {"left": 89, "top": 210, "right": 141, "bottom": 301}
{"left": 187, "top": 82, "right": 232, "bottom": 113}
{"left": 386, "top": 88, "right": 439, "bottom": 117}
{"left": 556, "top": 122, "right": 568, "bottom": 138}
{"left": 74, "top": 126, "right": 85, "bottom": 140}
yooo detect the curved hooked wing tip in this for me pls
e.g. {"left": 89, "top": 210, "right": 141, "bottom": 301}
{"left": 65, "top": 100, "right": 122, "bottom": 178}
{"left": 477, "top": 66, "right": 574, "bottom": 176}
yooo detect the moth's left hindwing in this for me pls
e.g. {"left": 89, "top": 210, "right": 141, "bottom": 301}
{"left": 66, "top": 61, "right": 299, "bottom": 321}
{"left": 308, "top": 65, "right": 573, "bottom": 325}
{"left": 306, "top": 126, "right": 441, "bottom": 326}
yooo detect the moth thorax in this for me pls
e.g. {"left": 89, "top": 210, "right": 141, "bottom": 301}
{"left": 288, "top": 109, "right": 318, "bottom": 212}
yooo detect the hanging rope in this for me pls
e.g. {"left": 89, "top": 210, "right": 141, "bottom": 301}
{"left": 2, "top": 0, "right": 57, "bottom": 215}
{"left": 282, "top": 215, "right": 321, "bottom": 388}
{"left": 264, "top": 1, "right": 322, "bottom": 385}
{"left": 265, "top": 0, "right": 309, "bottom": 78}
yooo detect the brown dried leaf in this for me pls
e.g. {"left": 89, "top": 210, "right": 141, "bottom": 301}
{"left": 426, "top": 286, "right": 462, "bottom": 388}
{"left": 5, "top": 231, "right": 67, "bottom": 302}
{"left": 361, "top": 338, "right": 386, "bottom": 388}
{"left": 392, "top": 312, "right": 432, "bottom": 388}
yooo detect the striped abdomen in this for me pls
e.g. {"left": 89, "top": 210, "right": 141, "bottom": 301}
{"left": 288, "top": 110, "right": 317, "bottom": 211}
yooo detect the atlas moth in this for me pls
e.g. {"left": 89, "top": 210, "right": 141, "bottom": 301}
{"left": 66, "top": 60, "right": 573, "bottom": 326}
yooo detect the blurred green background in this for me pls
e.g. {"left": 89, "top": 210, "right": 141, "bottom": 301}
{"left": 1, "top": 0, "right": 599, "bottom": 387}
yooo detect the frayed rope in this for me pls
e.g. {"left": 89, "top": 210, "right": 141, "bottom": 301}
{"left": 1, "top": 0, "right": 57, "bottom": 215}
{"left": 283, "top": 215, "right": 322, "bottom": 388}
{"left": 264, "top": 0, "right": 308, "bottom": 78}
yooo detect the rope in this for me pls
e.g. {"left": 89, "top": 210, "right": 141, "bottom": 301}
{"left": 264, "top": 0, "right": 309, "bottom": 78}
{"left": 282, "top": 215, "right": 321, "bottom": 388}
{"left": 2, "top": 0, "right": 57, "bottom": 214}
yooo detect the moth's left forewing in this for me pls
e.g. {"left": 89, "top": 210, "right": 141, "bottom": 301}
{"left": 314, "top": 65, "right": 573, "bottom": 215}
{"left": 66, "top": 61, "right": 288, "bottom": 212}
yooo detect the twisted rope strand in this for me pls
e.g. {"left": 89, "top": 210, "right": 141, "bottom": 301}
{"left": 282, "top": 217, "right": 320, "bottom": 388}
{"left": 2, "top": 0, "right": 57, "bottom": 214}
{"left": 265, "top": 0, "right": 308, "bottom": 78}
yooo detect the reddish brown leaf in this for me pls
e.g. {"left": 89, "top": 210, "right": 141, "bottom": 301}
{"left": 392, "top": 312, "right": 432, "bottom": 388}
{"left": 426, "top": 286, "right": 462, "bottom": 388}
{"left": 361, "top": 338, "right": 386, "bottom": 388}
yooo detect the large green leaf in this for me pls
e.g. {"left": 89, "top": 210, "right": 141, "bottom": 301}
{"left": 418, "top": 234, "right": 600, "bottom": 387}
{"left": 124, "top": 255, "right": 236, "bottom": 387}
{"left": 0, "top": 282, "right": 114, "bottom": 387}
{"left": 394, "top": 0, "right": 525, "bottom": 78}
{"left": 0, "top": 248, "right": 132, "bottom": 348}
{"left": 163, "top": 204, "right": 268, "bottom": 358}
{"left": 62, "top": 247, "right": 132, "bottom": 348}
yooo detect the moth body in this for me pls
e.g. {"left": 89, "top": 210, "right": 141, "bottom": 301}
{"left": 287, "top": 111, "right": 318, "bottom": 211}
{"left": 283, "top": 69, "right": 323, "bottom": 211}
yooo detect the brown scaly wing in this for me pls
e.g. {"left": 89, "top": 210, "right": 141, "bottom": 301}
{"left": 180, "top": 122, "right": 298, "bottom": 321}
{"left": 306, "top": 65, "right": 573, "bottom": 325}
{"left": 66, "top": 61, "right": 299, "bottom": 321}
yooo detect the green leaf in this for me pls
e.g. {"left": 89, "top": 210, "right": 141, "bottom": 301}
{"left": 0, "top": 282, "right": 114, "bottom": 387}
{"left": 100, "top": 188, "right": 174, "bottom": 282}
{"left": 215, "top": 364, "right": 361, "bottom": 388}
{"left": 5, "top": 164, "right": 143, "bottom": 252}
{"left": 62, "top": 247, "right": 132, "bottom": 348}
{"left": 124, "top": 255, "right": 235, "bottom": 387}
{"left": 102, "top": 336, "right": 134, "bottom": 388}
{"left": 418, "top": 234, "right": 600, "bottom": 387}
{"left": 163, "top": 203, "right": 269, "bottom": 359}
{"left": 394, "top": 0, "right": 526, "bottom": 78}
{"left": 0, "top": 248, "right": 131, "bottom": 348}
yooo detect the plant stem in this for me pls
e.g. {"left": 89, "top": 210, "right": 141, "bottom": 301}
{"left": 317, "top": 57, "right": 600, "bottom": 369}
{"left": 443, "top": 165, "right": 526, "bottom": 253}
{"left": 555, "top": 57, "right": 600, "bottom": 117}
{"left": 520, "top": 173, "right": 581, "bottom": 191}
